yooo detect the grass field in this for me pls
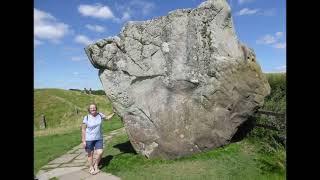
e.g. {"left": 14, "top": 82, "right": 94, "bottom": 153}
{"left": 263, "top": 73, "right": 286, "bottom": 113}
{"left": 34, "top": 115, "right": 123, "bottom": 175}
{"left": 99, "top": 130, "right": 285, "bottom": 180}
{"left": 34, "top": 88, "right": 113, "bottom": 133}
{"left": 34, "top": 72, "right": 286, "bottom": 178}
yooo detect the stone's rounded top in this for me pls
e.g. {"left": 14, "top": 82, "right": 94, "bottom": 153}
{"left": 121, "top": 20, "right": 146, "bottom": 31}
{"left": 168, "top": 8, "right": 192, "bottom": 16}
{"left": 84, "top": 36, "right": 122, "bottom": 69}
{"left": 198, "top": 0, "right": 227, "bottom": 8}
{"left": 126, "top": 20, "right": 145, "bottom": 25}
{"left": 198, "top": 0, "right": 231, "bottom": 14}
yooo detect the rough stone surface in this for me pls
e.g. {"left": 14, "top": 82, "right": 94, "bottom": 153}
{"left": 84, "top": 0, "right": 270, "bottom": 159}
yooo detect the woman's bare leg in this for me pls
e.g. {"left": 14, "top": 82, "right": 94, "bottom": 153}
{"left": 87, "top": 151, "right": 94, "bottom": 173}
{"left": 94, "top": 149, "right": 103, "bottom": 171}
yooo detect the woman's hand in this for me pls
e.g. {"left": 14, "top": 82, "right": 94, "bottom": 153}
{"left": 107, "top": 113, "right": 115, "bottom": 120}
{"left": 82, "top": 141, "right": 86, "bottom": 149}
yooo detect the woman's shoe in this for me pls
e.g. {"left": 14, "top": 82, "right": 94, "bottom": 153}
{"left": 93, "top": 164, "right": 100, "bottom": 174}
{"left": 89, "top": 166, "right": 95, "bottom": 175}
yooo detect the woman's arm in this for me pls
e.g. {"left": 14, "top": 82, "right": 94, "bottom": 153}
{"left": 81, "top": 124, "right": 86, "bottom": 148}
{"left": 105, "top": 113, "right": 115, "bottom": 120}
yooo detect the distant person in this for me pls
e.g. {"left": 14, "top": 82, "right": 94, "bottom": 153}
{"left": 82, "top": 103, "right": 115, "bottom": 175}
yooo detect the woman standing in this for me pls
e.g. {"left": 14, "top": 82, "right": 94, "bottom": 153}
{"left": 82, "top": 103, "right": 115, "bottom": 175}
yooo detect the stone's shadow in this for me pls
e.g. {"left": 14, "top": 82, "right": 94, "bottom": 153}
{"left": 113, "top": 141, "right": 137, "bottom": 154}
{"left": 99, "top": 155, "right": 113, "bottom": 169}
{"left": 99, "top": 141, "right": 137, "bottom": 169}
{"left": 230, "top": 116, "right": 256, "bottom": 142}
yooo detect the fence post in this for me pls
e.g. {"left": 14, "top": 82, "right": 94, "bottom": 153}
{"left": 40, "top": 114, "right": 46, "bottom": 129}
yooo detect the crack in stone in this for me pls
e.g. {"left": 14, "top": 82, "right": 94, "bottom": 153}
{"left": 126, "top": 54, "right": 145, "bottom": 70}
{"left": 138, "top": 108, "right": 153, "bottom": 124}
{"left": 131, "top": 74, "right": 165, "bottom": 85}
{"left": 150, "top": 49, "right": 160, "bottom": 57}
{"left": 175, "top": 79, "right": 201, "bottom": 89}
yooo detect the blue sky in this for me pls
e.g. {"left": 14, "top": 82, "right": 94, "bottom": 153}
{"left": 34, "top": 0, "right": 286, "bottom": 90}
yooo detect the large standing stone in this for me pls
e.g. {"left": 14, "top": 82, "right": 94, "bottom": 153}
{"left": 84, "top": 0, "right": 270, "bottom": 159}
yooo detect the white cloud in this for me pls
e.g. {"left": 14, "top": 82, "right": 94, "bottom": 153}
{"left": 114, "top": 0, "right": 155, "bottom": 22}
{"left": 130, "top": 0, "right": 155, "bottom": 15}
{"left": 85, "top": 24, "right": 105, "bottom": 32}
{"left": 257, "top": 32, "right": 286, "bottom": 49}
{"left": 34, "top": 39, "right": 43, "bottom": 47}
{"left": 276, "top": 65, "right": 286, "bottom": 70}
{"left": 272, "top": 43, "right": 286, "bottom": 49}
{"left": 122, "top": 11, "right": 131, "bottom": 21}
{"left": 236, "top": 8, "right": 260, "bottom": 16}
{"left": 63, "top": 47, "right": 78, "bottom": 51}
{"left": 238, "top": 0, "right": 254, "bottom": 4}
{"left": 74, "top": 35, "right": 94, "bottom": 46}
{"left": 257, "top": 34, "right": 276, "bottom": 44}
{"left": 34, "top": 8, "right": 70, "bottom": 42}
{"left": 78, "top": 4, "right": 114, "bottom": 19}
{"left": 275, "top": 32, "right": 283, "bottom": 38}
{"left": 114, "top": 10, "right": 131, "bottom": 23}
{"left": 236, "top": 7, "right": 275, "bottom": 17}
{"left": 259, "top": 8, "right": 276, "bottom": 16}
{"left": 70, "top": 56, "right": 86, "bottom": 62}
{"left": 35, "top": 58, "right": 46, "bottom": 65}
{"left": 263, "top": 65, "right": 286, "bottom": 73}
{"left": 268, "top": 65, "right": 286, "bottom": 73}
{"left": 73, "top": 72, "right": 79, "bottom": 76}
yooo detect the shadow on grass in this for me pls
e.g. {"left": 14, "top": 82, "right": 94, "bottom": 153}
{"left": 99, "top": 155, "right": 113, "bottom": 169}
{"left": 113, "top": 141, "right": 137, "bottom": 154}
{"left": 99, "top": 141, "right": 136, "bottom": 169}
{"left": 231, "top": 116, "right": 256, "bottom": 142}
{"left": 230, "top": 115, "right": 283, "bottom": 143}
